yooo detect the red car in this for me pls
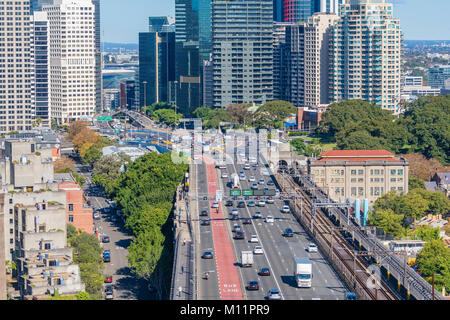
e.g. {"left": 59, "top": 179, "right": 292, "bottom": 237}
{"left": 104, "top": 276, "right": 113, "bottom": 283}
{"left": 247, "top": 281, "right": 259, "bottom": 291}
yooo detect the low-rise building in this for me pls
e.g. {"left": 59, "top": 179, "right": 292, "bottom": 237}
{"left": 401, "top": 85, "right": 441, "bottom": 97}
{"left": 308, "top": 150, "right": 409, "bottom": 204}
{"left": 55, "top": 173, "right": 93, "bottom": 234}
{"left": 431, "top": 172, "right": 450, "bottom": 197}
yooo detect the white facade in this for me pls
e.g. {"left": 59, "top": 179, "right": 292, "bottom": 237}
{"left": 304, "top": 13, "right": 339, "bottom": 107}
{"left": 0, "top": 0, "right": 35, "bottom": 133}
{"left": 44, "top": 0, "right": 96, "bottom": 124}
{"left": 320, "top": 0, "right": 345, "bottom": 15}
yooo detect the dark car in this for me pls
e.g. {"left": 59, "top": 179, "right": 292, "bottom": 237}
{"left": 283, "top": 228, "right": 294, "bottom": 237}
{"left": 247, "top": 281, "right": 260, "bottom": 291}
{"left": 259, "top": 268, "right": 271, "bottom": 276}
{"left": 200, "top": 219, "right": 211, "bottom": 226}
{"left": 105, "top": 284, "right": 113, "bottom": 294}
{"left": 243, "top": 218, "right": 252, "bottom": 225}
{"left": 267, "top": 180, "right": 275, "bottom": 186}
{"left": 234, "top": 231, "right": 245, "bottom": 240}
{"left": 225, "top": 200, "right": 234, "bottom": 207}
{"left": 237, "top": 201, "right": 246, "bottom": 208}
{"left": 103, "top": 255, "right": 111, "bottom": 263}
{"left": 202, "top": 251, "right": 214, "bottom": 259}
{"left": 200, "top": 210, "right": 209, "bottom": 217}
{"left": 102, "top": 235, "right": 110, "bottom": 243}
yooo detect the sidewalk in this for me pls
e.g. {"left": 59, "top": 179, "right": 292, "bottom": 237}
{"left": 172, "top": 184, "right": 193, "bottom": 300}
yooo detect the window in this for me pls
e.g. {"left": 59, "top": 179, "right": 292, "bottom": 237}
{"left": 358, "top": 187, "right": 364, "bottom": 196}
{"left": 358, "top": 178, "right": 364, "bottom": 183}
{"left": 68, "top": 204, "right": 73, "bottom": 212}
{"left": 358, "top": 170, "right": 364, "bottom": 175}
{"left": 398, "top": 169, "right": 403, "bottom": 175}
{"left": 351, "top": 170, "right": 357, "bottom": 175}
{"left": 68, "top": 214, "right": 74, "bottom": 223}
{"left": 351, "top": 178, "right": 357, "bottom": 183}
{"left": 44, "top": 243, "right": 51, "bottom": 250}
{"left": 351, "top": 187, "right": 357, "bottom": 196}
{"left": 390, "top": 169, "right": 396, "bottom": 175}
{"left": 9, "top": 198, "right": 12, "bottom": 204}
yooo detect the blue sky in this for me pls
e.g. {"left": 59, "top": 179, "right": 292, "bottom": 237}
{"left": 101, "top": 0, "right": 450, "bottom": 43}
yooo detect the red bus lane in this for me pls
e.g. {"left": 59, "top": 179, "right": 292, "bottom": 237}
{"left": 203, "top": 156, "right": 243, "bottom": 300}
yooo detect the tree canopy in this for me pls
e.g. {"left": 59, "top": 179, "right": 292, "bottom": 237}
{"left": 253, "top": 100, "right": 296, "bottom": 129}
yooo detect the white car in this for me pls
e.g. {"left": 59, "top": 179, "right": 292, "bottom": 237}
{"left": 258, "top": 179, "right": 265, "bottom": 185}
{"left": 212, "top": 202, "right": 219, "bottom": 208}
{"left": 239, "top": 175, "right": 246, "bottom": 181}
{"left": 308, "top": 243, "right": 318, "bottom": 253}
{"left": 248, "top": 176, "right": 256, "bottom": 182}
{"left": 244, "top": 164, "right": 250, "bottom": 170}
{"left": 282, "top": 205, "right": 290, "bottom": 213}
{"left": 221, "top": 172, "right": 229, "bottom": 178}
{"left": 265, "top": 216, "right": 274, "bottom": 223}
{"left": 231, "top": 209, "right": 239, "bottom": 215}
{"left": 258, "top": 201, "right": 266, "bottom": 207}
{"left": 250, "top": 235, "right": 259, "bottom": 243}
{"left": 253, "top": 246, "right": 264, "bottom": 255}
{"left": 266, "top": 197, "right": 274, "bottom": 204}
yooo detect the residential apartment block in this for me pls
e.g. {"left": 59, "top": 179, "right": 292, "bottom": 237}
{"left": 0, "top": 0, "right": 35, "bottom": 133}
{"left": 212, "top": 0, "right": 273, "bottom": 108}
{"left": 44, "top": 0, "right": 96, "bottom": 123}
{"left": 308, "top": 150, "right": 409, "bottom": 204}
{"left": 329, "top": 0, "right": 402, "bottom": 114}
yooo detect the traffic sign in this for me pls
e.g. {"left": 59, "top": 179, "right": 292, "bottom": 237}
{"left": 264, "top": 189, "right": 276, "bottom": 196}
{"left": 230, "top": 190, "right": 241, "bottom": 196}
{"left": 98, "top": 116, "right": 113, "bottom": 122}
{"left": 242, "top": 190, "right": 253, "bottom": 196}
{"left": 253, "top": 189, "right": 264, "bottom": 196}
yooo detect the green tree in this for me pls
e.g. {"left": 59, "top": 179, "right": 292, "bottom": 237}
{"left": 409, "top": 176, "right": 426, "bottom": 190}
{"left": 413, "top": 226, "right": 442, "bottom": 242}
{"left": 92, "top": 153, "right": 130, "bottom": 196}
{"left": 253, "top": 100, "right": 296, "bottom": 129}
{"left": 367, "top": 209, "right": 405, "bottom": 238}
{"left": 416, "top": 240, "right": 450, "bottom": 295}
{"left": 76, "top": 292, "right": 91, "bottom": 300}
{"left": 400, "top": 95, "right": 450, "bottom": 165}
{"left": 151, "top": 108, "right": 183, "bottom": 125}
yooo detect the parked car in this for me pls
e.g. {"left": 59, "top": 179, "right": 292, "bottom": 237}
{"left": 103, "top": 255, "right": 111, "bottom": 263}
{"left": 247, "top": 281, "right": 260, "bottom": 291}
{"left": 253, "top": 246, "right": 264, "bottom": 255}
{"left": 307, "top": 243, "right": 318, "bottom": 253}
{"left": 259, "top": 268, "right": 271, "bottom": 276}
{"left": 104, "top": 276, "right": 113, "bottom": 283}
{"left": 283, "top": 228, "right": 294, "bottom": 237}
{"left": 202, "top": 251, "right": 214, "bottom": 259}
{"left": 267, "top": 289, "right": 282, "bottom": 300}
{"left": 93, "top": 211, "right": 100, "bottom": 220}
{"left": 102, "top": 235, "right": 110, "bottom": 243}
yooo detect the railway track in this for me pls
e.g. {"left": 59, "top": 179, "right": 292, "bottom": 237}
{"left": 276, "top": 173, "right": 400, "bottom": 300}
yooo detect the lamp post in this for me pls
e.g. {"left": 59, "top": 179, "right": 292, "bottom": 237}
{"left": 142, "top": 80, "right": 147, "bottom": 114}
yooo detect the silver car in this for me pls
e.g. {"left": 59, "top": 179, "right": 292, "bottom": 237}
{"left": 267, "top": 289, "right": 282, "bottom": 300}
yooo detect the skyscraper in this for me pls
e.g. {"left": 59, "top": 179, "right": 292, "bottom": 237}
{"left": 212, "top": 0, "right": 273, "bottom": 108}
{"left": 30, "top": 0, "right": 54, "bottom": 13}
{"left": 44, "top": 0, "right": 96, "bottom": 123}
{"left": 283, "top": 0, "right": 318, "bottom": 23}
{"left": 92, "top": 0, "right": 102, "bottom": 114}
{"left": 273, "top": 22, "right": 294, "bottom": 100}
{"left": 329, "top": 0, "right": 402, "bottom": 113}
{"left": 428, "top": 65, "right": 450, "bottom": 89}
{"left": 0, "top": 0, "right": 35, "bottom": 133}
{"left": 304, "top": 13, "right": 339, "bottom": 107}
{"left": 139, "top": 17, "right": 176, "bottom": 108}
{"left": 284, "top": 23, "right": 306, "bottom": 107}
{"left": 32, "top": 11, "right": 51, "bottom": 127}
{"left": 273, "top": 0, "right": 284, "bottom": 22}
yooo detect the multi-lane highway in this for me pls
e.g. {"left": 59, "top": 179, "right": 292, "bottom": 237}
{"left": 195, "top": 151, "right": 348, "bottom": 300}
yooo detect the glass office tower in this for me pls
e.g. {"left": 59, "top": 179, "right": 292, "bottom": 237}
{"left": 283, "top": 0, "right": 317, "bottom": 23}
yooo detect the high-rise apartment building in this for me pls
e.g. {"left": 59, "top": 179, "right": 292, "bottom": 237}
{"left": 273, "top": 22, "right": 294, "bottom": 101}
{"left": 304, "top": 13, "right": 339, "bottom": 107}
{"left": 283, "top": 0, "right": 318, "bottom": 23}
{"left": 32, "top": 11, "right": 50, "bottom": 127}
{"left": 273, "top": 0, "right": 284, "bottom": 22}
{"left": 44, "top": 0, "right": 96, "bottom": 124}
{"left": 284, "top": 23, "right": 306, "bottom": 107}
{"left": 92, "top": 0, "right": 102, "bottom": 114}
{"left": 139, "top": 17, "right": 175, "bottom": 108}
{"left": 212, "top": 0, "right": 273, "bottom": 108}
{"left": 0, "top": 0, "right": 35, "bottom": 134}
{"left": 319, "top": 0, "right": 345, "bottom": 15}
{"left": 329, "top": 0, "right": 402, "bottom": 113}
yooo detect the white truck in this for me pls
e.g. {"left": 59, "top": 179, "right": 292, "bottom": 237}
{"left": 241, "top": 251, "right": 254, "bottom": 268}
{"left": 231, "top": 173, "right": 240, "bottom": 189}
{"left": 294, "top": 257, "right": 312, "bottom": 288}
